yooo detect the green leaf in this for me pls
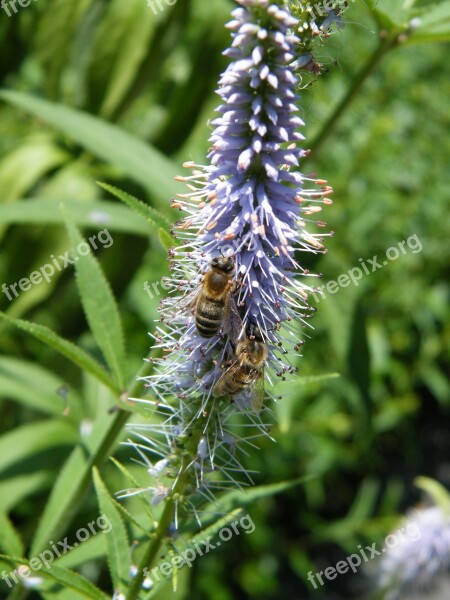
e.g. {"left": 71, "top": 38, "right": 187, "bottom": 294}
{"left": 0, "top": 137, "right": 68, "bottom": 203}
{"left": 0, "top": 420, "right": 77, "bottom": 475}
{"left": 294, "top": 373, "right": 340, "bottom": 386}
{"left": 0, "top": 472, "right": 54, "bottom": 513}
{"left": 408, "top": 1, "right": 450, "bottom": 43}
{"left": 93, "top": 467, "right": 131, "bottom": 592}
{"left": 31, "top": 447, "right": 88, "bottom": 557}
{"left": 89, "top": 0, "right": 155, "bottom": 118}
{"left": 318, "top": 285, "right": 359, "bottom": 361}
{"left": 0, "top": 513, "right": 25, "bottom": 557}
{"left": 34, "top": 0, "right": 94, "bottom": 97}
{"left": 0, "top": 90, "right": 179, "bottom": 205}
{"left": 415, "top": 476, "right": 450, "bottom": 513}
{"left": 347, "top": 299, "right": 372, "bottom": 437}
{"left": 0, "top": 313, "right": 117, "bottom": 394}
{"left": 368, "top": 0, "right": 450, "bottom": 42}
{"left": 53, "top": 534, "right": 107, "bottom": 570}
{"left": 185, "top": 509, "right": 245, "bottom": 547}
{"left": 217, "top": 477, "right": 310, "bottom": 510}
{"left": 98, "top": 182, "right": 171, "bottom": 231}
{"left": 368, "top": 0, "right": 412, "bottom": 29}
{"left": 158, "top": 227, "right": 175, "bottom": 251}
{"left": 0, "top": 198, "right": 153, "bottom": 236}
{"left": 0, "top": 554, "right": 108, "bottom": 599}
{"left": 31, "top": 409, "right": 131, "bottom": 556}
{"left": 64, "top": 219, "right": 127, "bottom": 389}
{"left": 184, "top": 478, "right": 310, "bottom": 532}
{"left": 109, "top": 458, "right": 154, "bottom": 533}
{"left": 0, "top": 357, "right": 81, "bottom": 418}
{"left": 41, "top": 589, "right": 95, "bottom": 600}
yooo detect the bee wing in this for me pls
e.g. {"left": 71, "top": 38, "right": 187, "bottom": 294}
{"left": 249, "top": 369, "right": 265, "bottom": 412}
{"left": 223, "top": 294, "right": 244, "bottom": 346}
{"left": 167, "top": 284, "right": 201, "bottom": 317}
{"left": 213, "top": 359, "right": 240, "bottom": 397}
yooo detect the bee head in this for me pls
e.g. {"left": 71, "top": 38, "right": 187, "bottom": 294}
{"left": 210, "top": 255, "right": 235, "bottom": 275}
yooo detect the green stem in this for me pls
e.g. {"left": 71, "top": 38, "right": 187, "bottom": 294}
{"left": 126, "top": 426, "right": 203, "bottom": 600}
{"left": 307, "top": 36, "right": 394, "bottom": 158}
{"left": 125, "top": 493, "right": 177, "bottom": 600}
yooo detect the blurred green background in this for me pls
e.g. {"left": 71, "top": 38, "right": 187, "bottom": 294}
{"left": 0, "top": 0, "right": 449, "bottom": 598}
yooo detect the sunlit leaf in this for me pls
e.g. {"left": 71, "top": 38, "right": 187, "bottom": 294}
{"left": 0, "top": 313, "right": 117, "bottom": 394}
{"left": 0, "top": 513, "right": 25, "bottom": 557}
{"left": 86, "top": 0, "right": 155, "bottom": 118}
{"left": 0, "top": 473, "right": 54, "bottom": 513}
{"left": 0, "top": 357, "right": 81, "bottom": 419}
{"left": 93, "top": 468, "right": 131, "bottom": 592}
{"left": 0, "top": 554, "right": 108, "bottom": 599}
{"left": 408, "top": 1, "right": 450, "bottom": 43}
{"left": 0, "top": 420, "right": 77, "bottom": 475}
{"left": 97, "top": 182, "right": 171, "bottom": 231}
{"left": 64, "top": 219, "right": 127, "bottom": 389}
{"left": 31, "top": 447, "right": 88, "bottom": 556}
{"left": 0, "top": 90, "right": 179, "bottom": 206}
{"left": 415, "top": 476, "right": 450, "bottom": 512}
{"left": 0, "top": 138, "right": 68, "bottom": 203}
{"left": 0, "top": 198, "right": 153, "bottom": 236}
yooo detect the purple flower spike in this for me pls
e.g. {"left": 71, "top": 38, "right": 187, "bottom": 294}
{"left": 131, "top": 0, "right": 333, "bottom": 508}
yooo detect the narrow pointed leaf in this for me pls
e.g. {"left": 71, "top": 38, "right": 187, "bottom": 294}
{"left": 184, "top": 477, "right": 311, "bottom": 532}
{"left": 31, "top": 410, "right": 131, "bottom": 556}
{"left": 0, "top": 513, "right": 25, "bottom": 557}
{"left": 0, "top": 554, "right": 108, "bottom": 599}
{"left": 93, "top": 467, "right": 130, "bottom": 593}
{"left": 97, "top": 182, "right": 171, "bottom": 231}
{"left": 0, "top": 198, "right": 153, "bottom": 236}
{"left": 408, "top": 1, "right": 450, "bottom": 43}
{"left": 41, "top": 590, "right": 93, "bottom": 600}
{"left": 0, "top": 90, "right": 179, "bottom": 204}
{"left": 53, "top": 534, "right": 107, "bottom": 570}
{"left": 415, "top": 476, "right": 450, "bottom": 512}
{"left": 0, "top": 313, "right": 117, "bottom": 394}
{"left": 0, "top": 357, "right": 80, "bottom": 418}
{"left": 0, "top": 420, "right": 77, "bottom": 475}
{"left": 64, "top": 219, "right": 127, "bottom": 390}
{"left": 0, "top": 139, "right": 68, "bottom": 202}
{"left": 0, "top": 473, "right": 54, "bottom": 513}
{"left": 30, "top": 447, "right": 88, "bottom": 556}
{"left": 158, "top": 228, "right": 174, "bottom": 251}
{"left": 108, "top": 458, "right": 154, "bottom": 533}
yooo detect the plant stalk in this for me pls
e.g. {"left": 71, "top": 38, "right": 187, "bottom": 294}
{"left": 126, "top": 425, "right": 203, "bottom": 599}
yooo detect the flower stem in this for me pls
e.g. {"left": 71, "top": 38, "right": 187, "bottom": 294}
{"left": 126, "top": 424, "right": 203, "bottom": 599}
{"left": 308, "top": 35, "right": 394, "bottom": 157}
{"left": 126, "top": 496, "right": 176, "bottom": 600}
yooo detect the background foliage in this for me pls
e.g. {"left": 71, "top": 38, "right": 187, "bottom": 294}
{"left": 0, "top": 0, "right": 449, "bottom": 598}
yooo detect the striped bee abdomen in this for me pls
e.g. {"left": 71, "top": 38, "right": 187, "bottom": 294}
{"left": 195, "top": 296, "right": 225, "bottom": 337}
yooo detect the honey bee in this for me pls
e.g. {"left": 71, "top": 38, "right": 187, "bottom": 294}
{"left": 189, "top": 255, "right": 240, "bottom": 339}
{"left": 213, "top": 325, "right": 268, "bottom": 411}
